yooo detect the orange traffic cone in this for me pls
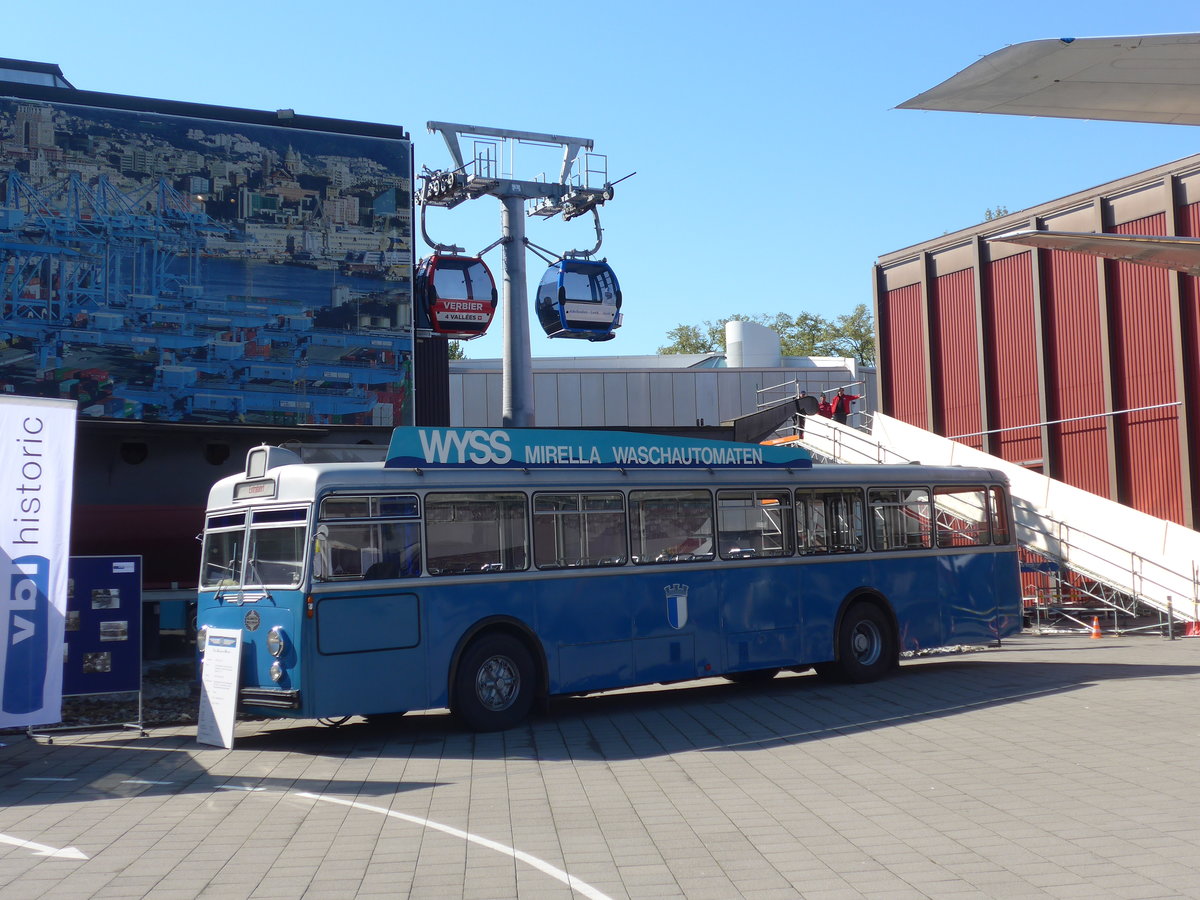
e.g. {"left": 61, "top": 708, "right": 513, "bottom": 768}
{"left": 1090, "top": 617, "right": 1102, "bottom": 639}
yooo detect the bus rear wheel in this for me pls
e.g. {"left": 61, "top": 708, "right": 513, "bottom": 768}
{"left": 453, "top": 634, "right": 535, "bottom": 732}
{"left": 819, "top": 601, "right": 897, "bottom": 683}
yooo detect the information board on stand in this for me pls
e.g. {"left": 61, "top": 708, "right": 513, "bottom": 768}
{"left": 63, "top": 556, "right": 142, "bottom": 698}
{"left": 197, "top": 628, "right": 242, "bottom": 749}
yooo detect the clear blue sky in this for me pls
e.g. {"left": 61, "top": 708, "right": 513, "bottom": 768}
{"left": 23, "top": 1, "right": 1200, "bottom": 358}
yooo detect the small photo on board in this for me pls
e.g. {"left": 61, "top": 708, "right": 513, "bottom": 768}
{"left": 82, "top": 652, "right": 112, "bottom": 674}
{"left": 65, "top": 610, "right": 80, "bottom": 632}
{"left": 99, "top": 621, "right": 129, "bottom": 642}
{"left": 91, "top": 589, "right": 120, "bottom": 610}
{"left": 67, "top": 578, "right": 75, "bottom": 601}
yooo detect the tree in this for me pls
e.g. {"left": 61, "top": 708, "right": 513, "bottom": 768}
{"left": 825, "top": 304, "right": 876, "bottom": 365}
{"left": 657, "top": 305, "right": 875, "bottom": 364}
{"left": 656, "top": 323, "right": 718, "bottom": 354}
{"left": 772, "top": 311, "right": 834, "bottom": 358}
{"left": 447, "top": 340, "right": 465, "bottom": 360}
{"left": 984, "top": 205, "right": 1010, "bottom": 221}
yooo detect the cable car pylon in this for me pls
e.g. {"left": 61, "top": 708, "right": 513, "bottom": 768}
{"left": 422, "top": 121, "right": 626, "bottom": 425}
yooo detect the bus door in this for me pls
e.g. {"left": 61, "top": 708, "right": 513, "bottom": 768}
{"left": 309, "top": 493, "right": 427, "bottom": 717}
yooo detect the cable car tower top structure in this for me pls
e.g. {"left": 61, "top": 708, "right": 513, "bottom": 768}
{"left": 421, "top": 121, "right": 622, "bottom": 426}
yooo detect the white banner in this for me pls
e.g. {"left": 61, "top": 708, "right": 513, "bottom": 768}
{"left": 0, "top": 396, "right": 76, "bottom": 728}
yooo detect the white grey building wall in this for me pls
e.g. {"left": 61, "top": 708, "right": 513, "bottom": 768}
{"left": 449, "top": 361, "right": 876, "bottom": 428}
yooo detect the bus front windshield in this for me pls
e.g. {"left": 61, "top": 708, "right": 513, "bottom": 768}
{"left": 201, "top": 529, "right": 243, "bottom": 588}
{"left": 200, "top": 508, "right": 308, "bottom": 589}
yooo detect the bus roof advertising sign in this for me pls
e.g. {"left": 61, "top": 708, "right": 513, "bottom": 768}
{"left": 385, "top": 428, "right": 813, "bottom": 470}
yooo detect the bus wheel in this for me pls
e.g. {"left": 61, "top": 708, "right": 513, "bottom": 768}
{"left": 453, "top": 634, "right": 535, "bottom": 732}
{"left": 724, "top": 667, "right": 780, "bottom": 684}
{"left": 823, "top": 602, "right": 896, "bottom": 683}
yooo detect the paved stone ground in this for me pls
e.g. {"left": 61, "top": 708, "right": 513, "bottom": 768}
{"left": 2, "top": 633, "right": 1199, "bottom": 899}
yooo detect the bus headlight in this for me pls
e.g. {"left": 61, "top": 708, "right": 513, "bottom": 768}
{"left": 266, "top": 626, "right": 287, "bottom": 658}
{"left": 196, "top": 626, "right": 208, "bottom": 654}
{"left": 270, "top": 661, "right": 285, "bottom": 683}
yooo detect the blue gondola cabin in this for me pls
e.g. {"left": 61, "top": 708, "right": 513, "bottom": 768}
{"left": 535, "top": 259, "right": 622, "bottom": 341}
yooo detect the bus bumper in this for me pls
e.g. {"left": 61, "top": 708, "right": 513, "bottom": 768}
{"left": 240, "top": 687, "right": 301, "bottom": 710}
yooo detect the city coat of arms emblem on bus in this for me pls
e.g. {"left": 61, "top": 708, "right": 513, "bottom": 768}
{"left": 664, "top": 583, "right": 689, "bottom": 629}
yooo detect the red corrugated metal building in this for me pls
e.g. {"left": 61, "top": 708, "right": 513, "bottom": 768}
{"left": 874, "top": 153, "right": 1200, "bottom": 528}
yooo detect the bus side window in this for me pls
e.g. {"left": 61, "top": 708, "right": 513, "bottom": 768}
{"left": 318, "top": 493, "right": 422, "bottom": 579}
{"left": 717, "top": 490, "right": 793, "bottom": 559}
{"left": 363, "top": 522, "right": 423, "bottom": 579}
{"left": 869, "top": 487, "right": 932, "bottom": 551}
{"left": 933, "top": 486, "right": 989, "bottom": 548}
{"left": 533, "top": 492, "right": 626, "bottom": 569}
{"left": 797, "top": 490, "right": 864, "bottom": 555}
{"left": 629, "top": 490, "right": 714, "bottom": 564}
{"left": 426, "top": 492, "right": 529, "bottom": 575}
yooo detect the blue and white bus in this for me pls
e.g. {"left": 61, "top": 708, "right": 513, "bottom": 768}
{"left": 196, "top": 428, "right": 1022, "bottom": 731}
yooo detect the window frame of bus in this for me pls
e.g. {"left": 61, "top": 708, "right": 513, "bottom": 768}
{"left": 932, "top": 484, "right": 993, "bottom": 548}
{"left": 200, "top": 511, "right": 247, "bottom": 588}
{"left": 868, "top": 486, "right": 933, "bottom": 551}
{"left": 628, "top": 489, "right": 715, "bottom": 565}
{"left": 244, "top": 506, "right": 309, "bottom": 588}
{"left": 532, "top": 491, "right": 628, "bottom": 570}
{"left": 316, "top": 493, "right": 422, "bottom": 581}
{"left": 716, "top": 489, "right": 794, "bottom": 560}
{"left": 989, "top": 485, "right": 1012, "bottom": 545}
{"left": 796, "top": 488, "right": 866, "bottom": 555}
{"left": 424, "top": 492, "right": 530, "bottom": 576}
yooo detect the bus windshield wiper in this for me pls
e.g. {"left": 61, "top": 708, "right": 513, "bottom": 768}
{"left": 246, "top": 558, "right": 276, "bottom": 604}
{"left": 213, "top": 559, "right": 238, "bottom": 603}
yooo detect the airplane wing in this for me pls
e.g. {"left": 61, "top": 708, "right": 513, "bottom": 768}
{"left": 989, "top": 230, "right": 1200, "bottom": 276}
{"left": 898, "top": 34, "right": 1200, "bottom": 125}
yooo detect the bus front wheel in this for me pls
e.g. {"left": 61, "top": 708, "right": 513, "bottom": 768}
{"left": 818, "top": 602, "right": 897, "bottom": 683}
{"left": 453, "top": 634, "right": 536, "bottom": 732}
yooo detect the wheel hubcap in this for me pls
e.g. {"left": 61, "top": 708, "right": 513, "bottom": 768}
{"left": 476, "top": 654, "right": 519, "bottom": 711}
{"left": 851, "top": 621, "right": 882, "bottom": 665}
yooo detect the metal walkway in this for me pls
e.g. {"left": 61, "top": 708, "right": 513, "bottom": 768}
{"left": 758, "top": 397, "right": 1200, "bottom": 630}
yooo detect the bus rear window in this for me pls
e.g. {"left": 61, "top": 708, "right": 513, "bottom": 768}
{"left": 425, "top": 493, "right": 529, "bottom": 575}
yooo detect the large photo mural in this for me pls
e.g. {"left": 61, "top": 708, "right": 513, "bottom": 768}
{"left": 0, "top": 92, "right": 414, "bottom": 426}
